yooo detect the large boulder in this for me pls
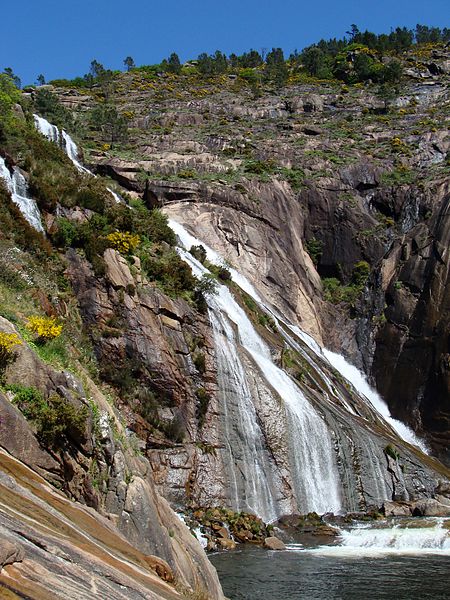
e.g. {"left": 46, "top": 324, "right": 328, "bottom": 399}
{"left": 263, "top": 536, "right": 286, "bottom": 550}
{"left": 412, "top": 498, "right": 450, "bottom": 517}
{"left": 382, "top": 501, "right": 413, "bottom": 517}
{"left": 104, "top": 248, "right": 135, "bottom": 290}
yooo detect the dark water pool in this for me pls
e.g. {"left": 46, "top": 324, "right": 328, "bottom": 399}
{"left": 209, "top": 547, "right": 450, "bottom": 600}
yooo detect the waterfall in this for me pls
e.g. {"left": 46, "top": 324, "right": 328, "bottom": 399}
{"left": 323, "top": 349, "right": 428, "bottom": 453}
{"left": 173, "top": 226, "right": 343, "bottom": 517}
{"left": 169, "top": 219, "right": 427, "bottom": 452}
{"left": 34, "top": 114, "right": 123, "bottom": 203}
{"left": 209, "top": 308, "right": 281, "bottom": 521}
{"left": 33, "top": 114, "right": 59, "bottom": 143}
{"left": 106, "top": 188, "right": 122, "bottom": 204}
{"left": 34, "top": 113, "right": 89, "bottom": 174}
{"left": 60, "top": 130, "right": 91, "bottom": 174}
{"left": 167, "top": 218, "right": 440, "bottom": 516}
{"left": 300, "top": 519, "right": 450, "bottom": 556}
{"left": 179, "top": 248, "right": 285, "bottom": 521}
{"left": 169, "top": 219, "right": 261, "bottom": 299}
{"left": 0, "top": 157, "right": 44, "bottom": 232}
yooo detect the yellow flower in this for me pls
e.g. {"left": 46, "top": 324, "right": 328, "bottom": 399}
{"left": 0, "top": 332, "right": 22, "bottom": 356}
{"left": 26, "top": 316, "right": 63, "bottom": 341}
{"left": 106, "top": 231, "right": 140, "bottom": 254}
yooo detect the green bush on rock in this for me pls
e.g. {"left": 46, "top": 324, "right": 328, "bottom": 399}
{"left": 8, "top": 384, "right": 88, "bottom": 447}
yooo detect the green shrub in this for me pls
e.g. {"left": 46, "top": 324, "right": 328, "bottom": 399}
{"left": 322, "top": 277, "right": 342, "bottom": 302}
{"left": 34, "top": 89, "right": 74, "bottom": 131}
{"left": 305, "top": 238, "right": 323, "bottom": 265}
{"left": 0, "top": 263, "right": 28, "bottom": 291}
{"left": 193, "top": 274, "right": 217, "bottom": 313}
{"left": 196, "top": 387, "right": 210, "bottom": 428}
{"left": 53, "top": 218, "right": 79, "bottom": 248}
{"left": 258, "top": 313, "right": 276, "bottom": 331}
{"left": 141, "top": 249, "right": 196, "bottom": 297}
{"left": 322, "top": 277, "right": 360, "bottom": 305}
{"left": 195, "top": 274, "right": 218, "bottom": 297}
{"left": 280, "top": 167, "right": 305, "bottom": 191}
{"left": 242, "top": 294, "right": 258, "bottom": 312}
{"left": 193, "top": 352, "right": 206, "bottom": 374}
{"left": 178, "top": 169, "right": 196, "bottom": 179}
{"left": 243, "top": 159, "right": 275, "bottom": 175}
{"left": 352, "top": 261, "right": 370, "bottom": 286}
{"left": 189, "top": 245, "right": 207, "bottom": 264}
{"left": 0, "top": 73, "right": 21, "bottom": 113}
{"left": 208, "top": 263, "right": 231, "bottom": 282}
{"left": 107, "top": 204, "right": 176, "bottom": 245}
{"left": 9, "top": 384, "right": 88, "bottom": 446}
{"left": 74, "top": 178, "right": 110, "bottom": 212}
{"left": 384, "top": 444, "right": 400, "bottom": 460}
{"left": 381, "top": 167, "right": 416, "bottom": 185}
{"left": 27, "top": 138, "right": 109, "bottom": 213}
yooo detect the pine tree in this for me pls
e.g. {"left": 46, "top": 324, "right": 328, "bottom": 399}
{"left": 3, "top": 67, "right": 21, "bottom": 89}
{"left": 124, "top": 56, "right": 135, "bottom": 71}
{"left": 264, "top": 48, "right": 288, "bottom": 87}
{"left": 167, "top": 53, "right": 182, "bottom": 74}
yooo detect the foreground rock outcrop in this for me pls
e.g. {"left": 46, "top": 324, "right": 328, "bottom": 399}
{"left": 0, "top": 317, "right": 225, "bottom": 600}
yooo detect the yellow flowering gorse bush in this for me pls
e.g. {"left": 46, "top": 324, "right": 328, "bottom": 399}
{"left": 26, "top": 316, "right": 63, "bottom": 341}
{"left": 0, "top": 332, "right": 22, "bottom": 362}
{"left": 106, "top": 231, "right": 140, "bottom": 254}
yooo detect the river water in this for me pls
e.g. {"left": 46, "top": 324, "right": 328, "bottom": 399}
{"left": 210, "top": 545, "right": 450, "bottom": 600}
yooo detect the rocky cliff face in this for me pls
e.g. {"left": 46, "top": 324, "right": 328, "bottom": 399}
{"left": 73, "top": 49, "right": 450, "bottom": 462}
{"left": 370, "top": 187, "right": 450, "bottom": 461}
{"left": 0, "top": 317, "right": 225, "bottom": 600}
{"left": 63, "top": 231, "right": 448, "bottom": 520}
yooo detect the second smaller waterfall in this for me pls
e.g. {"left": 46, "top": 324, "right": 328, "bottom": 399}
{"left": 0, "top": 157, "right": 44, "bottom": 232}
{"left": 34, "top": 114, "right": 123, "bottom": 203}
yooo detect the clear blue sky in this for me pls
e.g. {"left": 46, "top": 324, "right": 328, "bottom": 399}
{"left": 4, "top": 0, "right": 448, "bottom": 84}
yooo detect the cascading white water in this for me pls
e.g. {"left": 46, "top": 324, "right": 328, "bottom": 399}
{"left": 176, "top": 512, "right": 209, "bottom": 548}
{"left": 179, "top": 248, "right": 284, "bottom": 521}
{"left": 169, "top": 219, "right": 428, "bottom": 454}
{"left": 323, "top": 349, "right": 428, "bottom": 453}
{"left": 173, "top": 225, "right": 343, "bottom": 516}
{"left": 33, "top": 114, "right": 59, "bottom": 143}
{"left": 34, "top": 114, "right": 123, "bottom": 203}
{"left": 107, "top": 188, "right": 123, "bottom": 204}
{"left": 209, "top": 308, "right": 281, "bottom": 521}
{"left": 300, "top": 519, "right": 450, "bottom": 556}
{"left": 169, "top": 219, "right": 261, "bottom": 299}
{"left": 282, "top": 320, "right": 427, "bottom": 452}
{"left": 60, "top": 130, "right": 91, "bottom": 174}
{"left": 34, "top": 113, "right": 88, "bottom": 173}
{"left": 0, "top": 157, "right": 44, "bottom": 232}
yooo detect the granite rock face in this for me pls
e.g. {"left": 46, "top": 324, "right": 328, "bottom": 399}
{"left": 0, "top": 318, "right": 225, "bottom": 600}
{"left": 371, "top": 190, "right": 450, "bottom": 464}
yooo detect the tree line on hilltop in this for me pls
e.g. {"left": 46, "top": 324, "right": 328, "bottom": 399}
{"left": 3, "top": 23, "right": 449, "bottom": 92}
